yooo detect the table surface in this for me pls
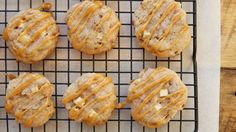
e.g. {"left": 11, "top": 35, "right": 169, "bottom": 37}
{"left": 220, "top": 0, "right": 236, "bottom": 132}
{"left": 221, "top": 0, "right": 236, "bottom": 68}
{"left": 220, "top": 69, "right": 236, "bottom": 132}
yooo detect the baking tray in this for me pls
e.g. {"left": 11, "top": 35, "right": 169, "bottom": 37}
{"left": 0, "top": 0, "right": 198, "bottom": 132}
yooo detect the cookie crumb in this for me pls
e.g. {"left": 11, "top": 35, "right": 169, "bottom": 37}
{"left": 7, "top": 74, "right": 16, "bottom": 80}
{"left": 39, "top": 3, "right": 52, "bottom": 11}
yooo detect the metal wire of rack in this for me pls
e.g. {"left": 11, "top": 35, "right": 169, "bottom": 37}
{"left": 0, "top": 0, "right": 198, "bottom": 132}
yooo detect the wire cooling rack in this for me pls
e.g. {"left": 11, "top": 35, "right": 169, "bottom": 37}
{"left": 0, "top": 0, "right": 198, "bottom": 132}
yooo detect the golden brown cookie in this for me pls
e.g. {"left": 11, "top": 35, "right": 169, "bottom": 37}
{"left": 127, "top": 67, "right": 187, "bottom": 128}
{"left": 5, "top": 73, "right": 55, "bottom": 128}
{"left": 134, "top": 0, "right": 191, "bottom": 57}
{"left": 3, "top": 3, "right": 59, "bottom": 64}
{"left": 65, "top": 1, "right": 121, "bottom": 54}
{"left": 62, "top": 73, "right": 117, "bottom": 125}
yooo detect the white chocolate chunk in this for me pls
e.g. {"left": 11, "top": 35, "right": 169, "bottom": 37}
{"left": 160, "top": 89, "right": 168, "bottom": 97}
{"left": 18, "top": 34, "right": 31, "bottom": 43}
{"left": 73, "top": 97, "right": 85, "bottom": 107}
{"left": 21, "top": 86, "right": 38, "bottom": 95}
{"left": 14, "top": 41, "right": 24, "bottom": 48}
{"left": 136, "top": 78, "right": 141, "bottom": 83}
{"left": 30, "top": 86, "right": 39, "bottom": 93}
{"left": 91, "top": 84, "right": 96, "bottom": 88}
{"left": 159, "top": 42, "right": 171, "bottom": 51}
{"left": 21, "top": 88, "right": 30, "bottom": 95}
{"left": 41, "top": 31, "right": 47, "bottom": 37}
{"left": 154, "top": 103, "right": 162, "bottom": 111}
{"left": 96, "top": 33, "right": 103, "bottom": 40}
{"left": 88, "top": 109, "right": 97, "bottom": 117}
{"left": 149, "top": 38, "right": 159, "bottom": 46}
{"left": 143, "top": 31, "right": 151, "bottom": 38}
{"left": 18, "top": 23, "right": 24, "bottom": 28}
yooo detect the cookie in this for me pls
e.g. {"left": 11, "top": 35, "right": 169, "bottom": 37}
{"left": 3, "top": 3, "right": 59, "bottom": 64}
{"left": 127, "top": 67, "right": 187, "bottom": 128}
{"left": 65, "top": 1, "right": 121, "bottom": 54}
{"left": 134, "top": 0, "right": 191, "bottom": 57}
{"left": 5, "top": 73, "right": 55, "bottom": 128}
{"left": 62, "top": 73, "right": 117, "bottom": 125}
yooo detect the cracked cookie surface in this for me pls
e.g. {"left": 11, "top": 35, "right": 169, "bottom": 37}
{"left": 127, "top": 67, "right": 188, "bottom": 128}
{"left": 65, "top": 1, "right": 121, "bottom": 55}
{"left": 62, "top": 73, "right": 117, "bottom": 125}
{"left": 5, "top": 73, "right": 55, "bottom": 128}
{"left": 134, "top": 0, "right": 191, "bottom": 57}
{"left": 3, "top": 3, "right": 59, "bottom": 64}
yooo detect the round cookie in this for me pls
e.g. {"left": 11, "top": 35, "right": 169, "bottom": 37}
{"left": 134, "top": 0, "right": 191, "bottom": 57}
{"left": 62, "top": 73, "right": 117, "bottom": 125}
{"left": 5, "top": 73, "right": 55, "bottom": 128}
{"left": 65, "top": 1, "right": 121, "bottom": 54}
{"left": 3, "top": 3, "right": 59, "bottom": 64}
{"left": 127, "top": 67, "right": 187, "bottom": 128}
